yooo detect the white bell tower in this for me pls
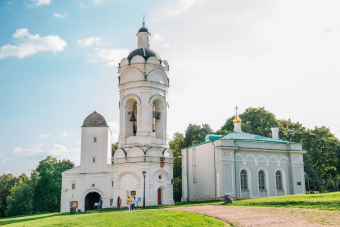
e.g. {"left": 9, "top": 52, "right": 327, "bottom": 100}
{"left": 117, "top": 22, "right": 170, "bottom": 149}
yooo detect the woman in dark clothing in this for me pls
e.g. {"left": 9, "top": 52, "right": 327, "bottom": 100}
{"left": 117, "top": 196, "right": 122, "bottom": 211}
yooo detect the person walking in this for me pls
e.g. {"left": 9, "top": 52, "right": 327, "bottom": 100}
{"left": 131, "top": 195, "right": 136, "bottom": 210}
{"left": 99, "top": 197, "right": 103, "bottom": 213}
{"left": 127, "top": 196, "right": 132, "bottom": 211}
{"left": 117, "top": 196, "right": 122, "bottom": 211}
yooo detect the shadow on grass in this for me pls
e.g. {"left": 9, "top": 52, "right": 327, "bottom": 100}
{"left": 0, "top": 213, "right": 65, "bottom": 225}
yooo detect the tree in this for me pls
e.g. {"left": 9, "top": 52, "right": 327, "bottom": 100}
{"left": 277, "top": 119, "right": 306, "bottom": 143}
{"left": 6, "top": 174, "right": 33, "bottom": 216}
{"left": 169, "top": 133, "right": 185, "bottom": 202}
{"left": 112, "top": 142, "right": 119, "bottom": 151}
{"left": 184, "top": 124, "right": 214, "bottom": 147}
{"left": 218, "top": 107, "right": 278, "bottom": 137}
{"left": 33, "top": 156, "right": 74, "bottom": 213}
{"left": 303, "top": 127, "right": 339, "bottom": 181}
{"left": 0, "top": 174, "right": 16, "bottom": 217}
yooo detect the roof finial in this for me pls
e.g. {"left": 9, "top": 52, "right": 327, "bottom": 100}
{"left": 143, "top": 15, "right": 145, "bottom": 27}
{"left": 233, "top": 106, "right": 241, "bottom": 123}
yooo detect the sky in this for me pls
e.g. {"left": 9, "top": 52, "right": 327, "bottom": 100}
{"left": 1, "top": 0, "right": 340, "bottom": 176}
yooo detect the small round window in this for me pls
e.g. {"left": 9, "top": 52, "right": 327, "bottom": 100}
{"left": 159, "top": 175, "right": 162, "bottom": 180}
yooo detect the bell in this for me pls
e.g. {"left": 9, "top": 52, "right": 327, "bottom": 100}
{"left": 155, "top": 112, "right": 161, "bottom": 120}
{"left": 130, "top": 111, "right": 137, "bottom": 121}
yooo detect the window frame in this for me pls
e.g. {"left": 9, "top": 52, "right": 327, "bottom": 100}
{"left": 258, "top": 170, "right": 266, "bottom": 190}
{"left": 240, "top": 170, "right": 248, "bottom": 190}
{"left": 276, "top": 171, "right": 283, "bottom": 190}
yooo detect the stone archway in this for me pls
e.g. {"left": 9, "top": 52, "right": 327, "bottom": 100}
{"left": 85, "top": 191, "right": 101, "bottom": 211}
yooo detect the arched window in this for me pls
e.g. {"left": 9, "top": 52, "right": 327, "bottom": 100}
{"left": 240, "top": 170, "right": 248, "bottom": 190}
{"left": 276, "top": 171, "right": 283, "bottom": 190}
{"left": 152, "top": 99, "right": 164, "bottom": 138}
{"left": 258, "top": 170, "right": 266, "bottom": 190}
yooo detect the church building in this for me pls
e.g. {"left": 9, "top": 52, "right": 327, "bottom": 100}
{"left": 181, "top": 108, "right": 306, "bottom": 201}
{"left": 60, "top": 21, "right": 174, "bottom": 212}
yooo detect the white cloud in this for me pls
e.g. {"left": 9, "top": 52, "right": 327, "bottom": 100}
{"left": 92, "top": 0, "right": 102, "bottom": 4}
{"left": 46, "top": 144, "right": 79, "bottom": 163}
{"left": 173, "top": 0, "right": 200, "bottom": 14}
{"left": 86, "top": 59, "right": 98, "bottom": 63}
{"left": 32, "top": 0, "right": 52, "bottom": 6}
{"left": 94, "top": 48, "right": 129, "bottom": 67}
{"left": 38, "top": 134, "right": 50, "bottom": 139}
{"left": 53, "top": 13, "right": 67, "bottom": 18}
{"left": 164, "top": 43, "right": 171, "bottom": 48}
{"left": 154, "top": 34, "right": 165, "bottom": 40}
{"left": 77, "top": 37, "right": 101, "bottom": 48}
{"left": 58, "top": 131, "right": 68, "bottom": 138}
{"left": 0, "top": 28, "right": 67, "bottom": 59}
{"left": 12, "top": 143, "right": 44, "bottom": 156}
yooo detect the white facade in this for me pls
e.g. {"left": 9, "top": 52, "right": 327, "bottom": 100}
{"left": 61, "top": 23, "right": 174, "bottom": 212}
{"left": 182, "top": 122, "right": 306, "bottom": 201}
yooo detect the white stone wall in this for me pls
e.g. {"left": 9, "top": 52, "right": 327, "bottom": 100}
{"left": 182, "top": 139, "right": 306, "bottom": 201}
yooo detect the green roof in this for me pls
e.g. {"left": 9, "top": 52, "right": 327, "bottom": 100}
{"left": 221, "top": 132, "right": 287, "bottom": 144}
{"left": 186, "top": 132, "right": 288, "bottom": 149}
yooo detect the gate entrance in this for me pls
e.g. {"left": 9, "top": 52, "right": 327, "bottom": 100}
{"left": 85, "top": 192, "right": 101, "bottom": 211}
{"left": 157, "top": 188, "right": 162, "bottom": 205}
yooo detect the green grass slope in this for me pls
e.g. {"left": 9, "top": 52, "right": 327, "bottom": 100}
{"left": 228, "top": 192, "right": 340, "bottom": 211}
{"left": 0, "top": 209, "right": 226, "bottom": 227}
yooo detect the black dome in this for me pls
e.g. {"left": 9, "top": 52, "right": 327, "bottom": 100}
{"left": 127, "top": 48, "right": 161, "bottom": 62}
{"left": 138, "top": 27, "right": 149, "bottom": 33}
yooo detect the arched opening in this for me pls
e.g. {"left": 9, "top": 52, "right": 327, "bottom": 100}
{"left": 152, "top": 99, "right": 165, "bottom": 138}
{"left": 275, "top": 170, "right": 285, "bottom": 196}
{"left": 124, "top": 99, "right": 138, "bottom": 137}
{"left": 258, "top": 170, "right": 267, "bottom": 197}
{"left": 157, "top": 188, "right": 162, "bottom": 205}
{"left": 240, "top": 169, "right": 250, "bottom": 198}
{"left": 85, "top": 192, "right": 101, "bottom": 211}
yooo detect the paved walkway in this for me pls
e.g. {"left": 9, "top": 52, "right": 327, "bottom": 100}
{"left": 171, "top": 205, "right": 340, "bottom": 226}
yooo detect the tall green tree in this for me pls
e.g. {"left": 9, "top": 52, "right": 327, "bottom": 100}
{"left": 5, "top": 174, "right": 33, "bottom": 217}
{"left": 184, "top": 124, "right": 214, "bottom": 147}
{"left": 169, "top": 133, "right": 185, "bottom": 201}
{"left": 0, "top": 173, "right": 16, "bottom": 217}
{"left": 33, "top": 156, "right": 74, "bottom": 213}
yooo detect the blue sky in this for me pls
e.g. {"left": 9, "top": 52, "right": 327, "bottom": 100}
{"left": 1, "top": 0, "right": 340, "bottom": 176}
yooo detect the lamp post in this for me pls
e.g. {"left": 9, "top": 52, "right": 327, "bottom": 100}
{"left": 142, "top": 171, "right": 147, "bottom": 208}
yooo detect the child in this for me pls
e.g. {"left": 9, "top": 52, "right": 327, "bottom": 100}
{"left": 127, "top": 196, "right": 132, "bottom": 211}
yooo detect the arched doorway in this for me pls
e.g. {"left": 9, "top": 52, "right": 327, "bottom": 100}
{"left": 85, "top": 192, "right": 101, "bottom": 211}
{"left": 157, "top": 188, "right": 162, "bottom": 205}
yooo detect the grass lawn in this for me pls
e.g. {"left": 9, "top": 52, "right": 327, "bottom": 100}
{"left": 0, "top": 209, "right": 226, "bottom": 227}
{"left": 228, "top": 192, "right": 340, "bottom": 211}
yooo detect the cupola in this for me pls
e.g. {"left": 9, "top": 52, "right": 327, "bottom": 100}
{"left": 137, "top": 19, "right": 151, "bottom": 49}
{"left": 233, "top": 106, "right": 242, "bottom": 132}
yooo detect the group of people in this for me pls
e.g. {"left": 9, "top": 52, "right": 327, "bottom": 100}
{"left": 116, "top": 195, "right": 137, "bottom": 211}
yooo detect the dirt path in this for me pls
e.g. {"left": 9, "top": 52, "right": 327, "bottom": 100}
{"left": 171, "top": 205, "right": 340, "bottom": 226}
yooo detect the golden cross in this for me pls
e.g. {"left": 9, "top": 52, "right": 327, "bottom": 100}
{"left": 235, "top": 106, "right": 239, "bottom": 117}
